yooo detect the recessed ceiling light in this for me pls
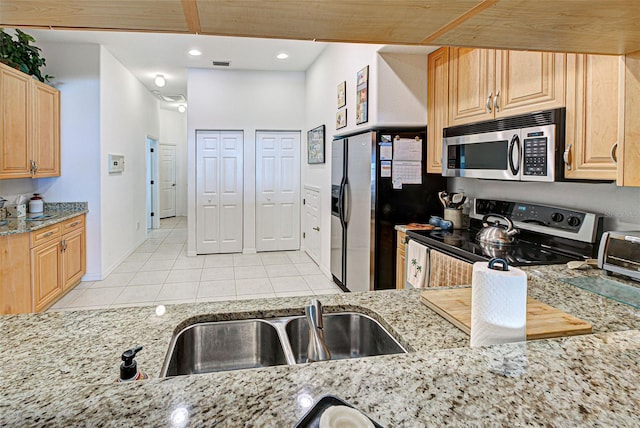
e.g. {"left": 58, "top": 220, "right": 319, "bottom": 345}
{"left": 276, "top": 52, "right": 289, "bottom": 60}
{"left": 188, "top": 49, "right": 202, "bottom": 56}
{"left": 154, "top": 74, "right": 166, "bottom": 87}
{"left": 177, "top": 105, "right": 187, "bottom": 113}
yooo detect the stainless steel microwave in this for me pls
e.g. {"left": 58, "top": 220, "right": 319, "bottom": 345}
{"left": 442, "top": 108, "right": 566, "bottom": 182}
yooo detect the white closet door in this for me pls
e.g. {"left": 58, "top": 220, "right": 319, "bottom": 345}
{"left": 303, "top": 186, "right": 321, "bottom": 264}
{"left": 256, "top": 131, "right": 300, "bottom": 252}
{"left": 196, "top": 131, "right": 243, "bottom": 254}
{"left": 159, "top": 144, "right": 177, "bottom": 218}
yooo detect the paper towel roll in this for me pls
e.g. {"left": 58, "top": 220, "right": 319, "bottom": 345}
{"left": 470, "top": 258, "right": 527, "bottom": 347}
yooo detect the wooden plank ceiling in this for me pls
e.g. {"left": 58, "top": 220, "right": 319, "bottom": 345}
{"left": 2, "top": 0, "right": 640, "bottom": 54}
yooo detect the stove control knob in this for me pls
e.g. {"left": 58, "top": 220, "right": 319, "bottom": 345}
{"left": 567, "top": 216, "right": 581, "bottom": 227}
{"left": 551, "top": 212, "right": 564, "bottom": 223}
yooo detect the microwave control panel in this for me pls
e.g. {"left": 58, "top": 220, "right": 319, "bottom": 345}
{"left": 523, "top": 133, "right": 548, "bottom": 176}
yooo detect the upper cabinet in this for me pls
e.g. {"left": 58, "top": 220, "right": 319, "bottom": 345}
{"left": 427, "top": 47, "right": 449, "bottom": 174}
{"left": 0, "top": 63, "right": 31, "bottom": 178}
{"left": 564, "top": 54, "right": 623, "bottom": 181}
{"left": 449, "top": 48, "right": 565, "bottom": 126}
{"left": 0, "top": 62, "right": 60, "bottom": 180}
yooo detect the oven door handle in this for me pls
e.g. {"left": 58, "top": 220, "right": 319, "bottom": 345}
{"left": 508, "top": 134, "right": 520, "bottom": 176}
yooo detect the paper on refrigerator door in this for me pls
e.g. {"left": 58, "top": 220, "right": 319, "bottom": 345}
{"left": 393, "top": 138, "right": 422, "bottom": 161}
{"left": 392, "top": 161, "right": 422, "bottom": 185}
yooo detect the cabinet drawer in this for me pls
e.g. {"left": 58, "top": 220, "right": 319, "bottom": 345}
{"left": 30, "top": 223, "right": 61, "bottom": 248}
{"left": 397, "top": 231, "right": 406, "bottom": 249}
{"left": 62, "top": 215, "right": 85, "bottom": 234}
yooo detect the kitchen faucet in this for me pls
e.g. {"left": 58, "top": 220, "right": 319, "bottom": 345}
{"left": 305, "top": 299, "right": 331, "bottom": 362}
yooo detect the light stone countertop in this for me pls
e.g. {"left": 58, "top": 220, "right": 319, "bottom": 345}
{"left": 1, "top": 265, "right": 639, "bottom": 426}
{"left": 0, "top": 202, "right": 88, "bottom": 237}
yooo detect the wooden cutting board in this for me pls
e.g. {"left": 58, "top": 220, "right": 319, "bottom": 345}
{"left": 420, "top": 288, "right": 592, "bottom": 340}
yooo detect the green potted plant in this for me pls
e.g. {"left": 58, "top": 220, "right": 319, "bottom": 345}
{"left": 0, "top": 28, "right": 53, "bottom": 83}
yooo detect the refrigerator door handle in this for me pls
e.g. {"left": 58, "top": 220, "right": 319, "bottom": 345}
{"left": 338, "top": 182, "right": 345, "bottom": 225}
{"left": 343, "top": 181, "right": 351, "bottom": 224}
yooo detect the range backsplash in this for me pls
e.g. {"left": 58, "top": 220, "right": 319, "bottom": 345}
{"left": 450, "top": 178, "right": 640, "bottom": 231}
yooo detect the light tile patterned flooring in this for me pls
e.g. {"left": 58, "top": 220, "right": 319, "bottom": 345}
{"left": 49, "top": 216, "right": 342, "bottom": 311}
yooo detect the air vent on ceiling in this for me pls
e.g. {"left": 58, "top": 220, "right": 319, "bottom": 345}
{"left": 160, "top": 94, "right": 186, "bottom": 103}
{"left": 212, "top": 60, "right": 231, "bottom": 67}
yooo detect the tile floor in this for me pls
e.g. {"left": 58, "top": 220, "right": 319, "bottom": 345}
{"left": 49, "top": 216, "right": 342, "bottom": 311}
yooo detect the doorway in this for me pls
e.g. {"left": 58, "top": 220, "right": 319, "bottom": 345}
{"left": 146, "top": 136, "right": 159, "bottom": 230}
{"left": 195, "top": 130, "right": 244, "bottom": 254}
{"left": 159, "top": 144, "right": 177, "bottom": 218}
{"left": 255, "top": 131, "right": 301, "bottom": 252}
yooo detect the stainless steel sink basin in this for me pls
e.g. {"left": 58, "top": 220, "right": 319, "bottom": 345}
{"left": 162, "top": 320, "right": 289, "bottom": 376}
{"left": 161, "top": 311, "right": 407, "bottom": 377}
{"left": 285, "top": 312, "right": 406, "bottom": 363}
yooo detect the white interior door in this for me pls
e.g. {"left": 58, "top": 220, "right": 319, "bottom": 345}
{"left": 159, "top": 144, "right": 177, "bottom": 218}
{"left": 303, "top": 185, "right": 321, "bottom": 264}
{"left": 256, "top": 131, "right": 301, "bottom": 252}
{"left": 196, "top": 131, "right": 243, "bottom": 254}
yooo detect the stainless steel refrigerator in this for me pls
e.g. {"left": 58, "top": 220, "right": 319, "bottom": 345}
{"left": 331, "top": 128, "right": 446, "bottom": 292}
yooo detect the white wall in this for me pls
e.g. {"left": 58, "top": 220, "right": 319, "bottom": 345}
{"left": 450, "top": 178, "right": 640, "bottom": 231}
{"left": 159, "top": 108, "right": 188, "bottom": 216}
{"left": 32, "top": 43, "right": 103, "bottom": 280}
{"left": 377, "top": 52, "right": 428, "bottom": 126}
{"left": 187, "top": 68, "right": 306, "bottom": 255}
{"left": 100, "top": 46, "right": 160, "bottom": 274}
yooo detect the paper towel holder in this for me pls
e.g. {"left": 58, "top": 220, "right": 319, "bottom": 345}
{"left": 488, "top": 258, "right": 509, "bottom": 271}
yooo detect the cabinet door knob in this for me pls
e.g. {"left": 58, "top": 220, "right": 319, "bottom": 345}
{"left": 494, "top": 90, "right": 500, "bottom": 112}
{"left": 486, "top": 92, "right": 493, "bottom": 113}
{"left": 563, "top": 143, "right": 573, "bottom": 170}
{"left": 610, "top": 142, "right": 618, "bottom": 165}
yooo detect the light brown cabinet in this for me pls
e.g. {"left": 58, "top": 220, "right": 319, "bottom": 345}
{"left": 448, "top": 48, "right": 565, "bottom": 126}
{"left": 0, "top": 214, "right": 86, "bottom": 314}
{"left": 0, "top": 62, "right": 31, "bottom": 178}
{"left": 0, "top": 62, "right": 60, "bottom": 180}
{"left": 427, "top": 47, "right": 449, "bottom": 174}
{"left": 31, "top": 80, "right": 61, "bottom": 177}
{"left": 565, "top": 54, "right": 623, "bottom": 181}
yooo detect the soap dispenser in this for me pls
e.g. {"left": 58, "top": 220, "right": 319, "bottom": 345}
{"left": 116, "top": 345, "right": 148, "bottom": 382}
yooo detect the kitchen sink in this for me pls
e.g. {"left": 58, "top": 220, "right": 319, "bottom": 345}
{"left": 162, "top": 319, "right": 289, "bottom": 376}
{"left": 161, "top": 311, "right": 407, "bottom": 377}
{"left": 285, "top": 312, "right": 406, "bottom": 363}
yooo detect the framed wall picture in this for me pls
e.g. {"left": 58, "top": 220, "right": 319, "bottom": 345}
{"left": 356, "top": 65, "right": 368, "bottom": 125}
{"left": 307, "top": 125, "right": 326, "bottom": 164}
{"left": 336, "top": 109, "right": 347, "bottom": 129}
{"left": 337, "top": 81, "right": 346, "bottom": 108}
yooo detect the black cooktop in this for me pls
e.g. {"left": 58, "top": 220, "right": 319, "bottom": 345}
{"left": 407, "top": 226, "right": 586, "bottom": 267}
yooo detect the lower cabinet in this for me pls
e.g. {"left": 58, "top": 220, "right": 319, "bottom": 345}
{"left": 0, "top": 214, "right": 86, "bottom": 314}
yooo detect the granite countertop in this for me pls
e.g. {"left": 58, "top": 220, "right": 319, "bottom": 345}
{"left": 1, "top": 265, "right": 639, "bottom": 426}
{"left": 0, "top": 202, "right": 88, "bottom": 237}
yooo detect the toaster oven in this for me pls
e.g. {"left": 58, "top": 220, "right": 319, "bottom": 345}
{"left": 598, "top": 231, "right": 640, "bottom": 281}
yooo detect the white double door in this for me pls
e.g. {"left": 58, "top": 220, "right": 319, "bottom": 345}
{"left": 256, "top": 131, "right": 301, "bottom": 252}
{"left": 196, "top": 131, "right": 243, "bottom": 254}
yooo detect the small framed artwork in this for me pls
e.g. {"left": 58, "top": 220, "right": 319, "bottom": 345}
{"left": 356, "top": 65, "right": 369, "bottom": 125}
{"left": 337, "top": 81, "right": 346, "bottom": 108}
{"left": 336, "top": 109, "right": 347, "bottom": 129}
{"left": 307, "top": 125, "right": 326, "bottom": 164}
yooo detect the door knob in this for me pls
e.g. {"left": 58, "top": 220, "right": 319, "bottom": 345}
{"left": 172, "top": 183, "right": 176, "bottom": 187}
{"left": 312, "top": 226, "right": 320, "bottom": 231}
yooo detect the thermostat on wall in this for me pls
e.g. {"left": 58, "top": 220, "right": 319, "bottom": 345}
{"left": 108, "top": 154, "right": 125, "bottom": 173}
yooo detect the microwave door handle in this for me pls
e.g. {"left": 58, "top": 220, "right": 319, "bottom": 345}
{"left": 508, "top": 134, "right": 521, "bottom": 176}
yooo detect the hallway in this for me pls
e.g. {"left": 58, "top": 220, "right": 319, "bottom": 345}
{"left": 49, "top": 216, "right": 341, "bottom": 311}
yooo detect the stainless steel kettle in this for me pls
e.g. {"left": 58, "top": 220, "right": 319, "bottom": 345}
{"left": 476, "top": 214, "right": 519, "bottom": 246}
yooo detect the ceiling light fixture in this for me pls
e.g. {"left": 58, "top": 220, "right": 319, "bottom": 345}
{"left": 154, "top": 74, "right": 166, "bottom": 87}
{"left": 177, "top": 105, "right": 187, "bottom": 113}
{"left": 276, "top": 52, "right": 289, "bottom": 60}
{"left": 188, "top": 49, "right": 202, "bottom": 56}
